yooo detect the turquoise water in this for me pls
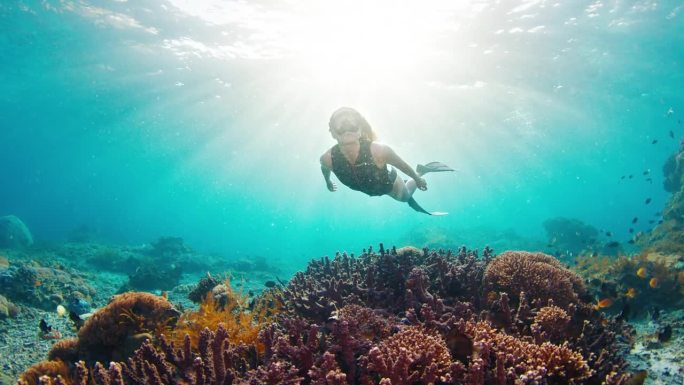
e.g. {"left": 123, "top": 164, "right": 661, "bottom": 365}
{"left": 0, "top": 1, "right": 682, "bottom": 270}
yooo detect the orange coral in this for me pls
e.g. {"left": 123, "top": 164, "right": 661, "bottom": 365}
{"left": 171, "top": 280, "right": 281, "bottom": 352}
{"left": 484, "top": 251, "right": 586, "bottom": 308}
{"left": 19, "top": 360, "right": 72, "bottom": 385}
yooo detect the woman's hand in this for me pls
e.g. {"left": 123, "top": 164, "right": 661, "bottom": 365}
{"left": 415, "top": 177, "right": 427, "bottom": 191}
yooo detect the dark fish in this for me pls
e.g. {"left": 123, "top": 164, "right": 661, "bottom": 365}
{"left": 606, "top": 231, "right": 612, "bottom": 237}
{"left": 650, "top": 306, "right": 660, "bottom": 321}
{"left": 264, "top": 280, "right": 276, "bottom": 288}
{"left": 629, "top": 175, "right": 633, "bottom": 179}
{"left": 658, "top": 220, "right": 663, "bottom": 224}
{"left": 643, "top": 170, "right": 650, "bottom": 175}
{"left": 628, "top": 239, "right": 635, "bottom": 244}
{"left": 670, "top": 130, "right": 675, "bottom": 139}
{"left": 39, "top": 319, "right": 52, "bottom": 334}
{"left": 646, "top": 178, "right": 652, "bottom": 183}
{"left": 629, "top": 228, "right": 634, "bottom": 233}
{"left": 645, "top": 198, "right": 651, "bottom": 204}
{"left": 620, "top": 175, "right": 626, "bottom": 180}
{"left": 632, "top": 217, "right": 638, "bottom": 224}
{"left": 649, "top": 220, "right": 655, "bottom": 224}
{"left": 69, "top": 311, "right": 85, "bottom": 330}
{"left": 651, "top": 139, "right": 658, "bottom": 144}
{"left": 616, "top": 303, "right": 631, "bottom": 323}
{"left": 606, "top": 241, "right": 620, "bottom": 248}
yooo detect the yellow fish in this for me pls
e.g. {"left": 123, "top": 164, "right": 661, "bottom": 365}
{"left": 595, "top": 298, "right": 613, "bottom": 309}
{"left": 625, "top": 288, "right": 636, "bottom": 298}
{"left": 649, "top": 278, "right": 658, "bottom": 288}
{"left": 636, "top": 267, "right": 647, "bottom": 278}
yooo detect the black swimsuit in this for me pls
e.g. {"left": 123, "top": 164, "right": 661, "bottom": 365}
{"left": 331, "top": 139, "right": 397, "bottom": 196}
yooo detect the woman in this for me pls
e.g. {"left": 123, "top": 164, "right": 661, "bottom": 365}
{"left": 319, "top": 107, "right": 453, "bottom": 215}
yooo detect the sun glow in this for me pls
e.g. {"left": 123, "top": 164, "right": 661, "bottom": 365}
{"left": 286, "top": 1, "right": 454, "bottom": 87}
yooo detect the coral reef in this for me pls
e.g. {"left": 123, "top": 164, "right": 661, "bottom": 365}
{"left": 21, "top": 246, "right": 636, "bottom": 385}
{"left": 0, "top": 259, "right": 95, "bottom": 311}
{"left": 574, "top": 251, "right": 684, "bottom": 317}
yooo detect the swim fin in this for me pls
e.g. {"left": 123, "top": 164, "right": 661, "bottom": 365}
{"left": 407, "top": 197, "right": 448, "bottom": 216}
{"left": 417, "top": 162, "right": 455, "bottom": 176}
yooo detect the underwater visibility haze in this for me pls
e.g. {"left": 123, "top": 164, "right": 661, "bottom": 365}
{"left": 5, "top": 2, "right": 684, "bottom": 385}
{"left": 1, "top": 0, "right": 683, "bottom": 265}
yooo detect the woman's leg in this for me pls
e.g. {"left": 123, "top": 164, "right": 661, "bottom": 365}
{"left": 388, "top": 176, "right": 418, "bottom": 202}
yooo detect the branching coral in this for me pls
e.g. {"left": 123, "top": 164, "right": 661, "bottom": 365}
{"left": 22, "top": 245, "right": 634, "bottom": 385}
{"left": 361, "top": 326, "right": 457, "bottom": 385}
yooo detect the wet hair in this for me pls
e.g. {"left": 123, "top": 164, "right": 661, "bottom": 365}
{"left": 329, "top": 107, "right": 377, "bottom": 142}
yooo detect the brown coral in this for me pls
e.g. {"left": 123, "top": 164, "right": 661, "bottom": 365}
{"left": 484, "top": 251, "right": 586, "bottom": 308}
{"left": 532, "top": 305, "right": 571, "bottom": 343}
{"left": 19, "top": 360, "right": 72, "bottom": 385}
{"left": 74, "top": 292, "right": 179, "bottom": 363}
{"left": 464, "top": 320, "right": 593, "bottom": 384}
{"left": 364, "top": 326, "right": 456, "bottom": 385}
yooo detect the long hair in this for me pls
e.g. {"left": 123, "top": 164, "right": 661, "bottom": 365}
{"left": 329, "top": 107, "right": 377, "bottom": 142}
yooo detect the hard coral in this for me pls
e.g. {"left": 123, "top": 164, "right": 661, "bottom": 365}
{"left": 484, "top": 251, "right": 586, "bottom": 308}
{"left": 362, "top": 326, "right": 456, "bottom": 385}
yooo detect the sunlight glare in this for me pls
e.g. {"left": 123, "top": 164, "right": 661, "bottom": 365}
{"left": 288, "top": 1, "right": 453, "bottom": 88}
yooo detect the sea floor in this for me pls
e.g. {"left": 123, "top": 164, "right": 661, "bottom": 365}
{"left": 0, "top": 251, "right": 682, "bottom": 385}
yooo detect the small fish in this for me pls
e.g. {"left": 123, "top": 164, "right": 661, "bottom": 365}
{"left": 595, "top": 298, "right": 613, "bottom": 309}
{"left": 264, "top": 280, "right": 276, "bottom": 288}
{"left": 605, "top": 231, "right": 612, "bottom": 237}
{"left": 644, "top": 198, "right": 651, "bottom": 205}
{"left": 626, "top": 288, "right": 637, "bottom": 298}
{"left": 643, "top": 170, "right": 650, "bottom": 175}
{"left": 39, "top": 319, "right": 52, "bottom": 334}
{"left": 606, "top": 241, "right": 620, "bottom": 248}
{"left": 629, "top": 174, "right": 633, "bottom": 179}
{"left": 616, "top": 303, "right": 631, "bottom": 323}
{"left": 658, "top": 220, "right": 663, "bottom": 224}
{"left": 69, "top": 311, "right": 85, "bottom": 330}
{"left": 649, "top": 220, "right": 655, "bottom": 224}
{"left": 649, "top": 277, "right": 658, "bottom": 288}
{"left": 625, "top": 370, "right": 647, "bottom": 385}
{"left": 670, "top": 130, "right": 675, "bottom": 139}
{"left": 632, "top": 217, "right": 638, "bottom": 224}
{"left": 646, "top": 177, "right": 652, "bottom": 183}
{"left": 651, "top": 139, "right": 658, "bottom": 144}
{"left": 636, "top": 267, "right": 647, "bottom": 278}
{"left": 620, "top": 175, "right": 626, "bottom": 180}
{"left": 56, "top": 305, "right": 67, "bottom": 317}
{"left": 628, "top": 239, "right": 635, "bottom": 244}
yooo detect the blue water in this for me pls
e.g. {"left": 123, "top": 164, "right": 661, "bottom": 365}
{"left": 1, "top": 1, "right": 682, "bottom": 270}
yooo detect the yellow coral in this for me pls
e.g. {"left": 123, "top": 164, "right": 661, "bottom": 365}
{"left": 171, "top": 279, "right": 281, "bottom": 352}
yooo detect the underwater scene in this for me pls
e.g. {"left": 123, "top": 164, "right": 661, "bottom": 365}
{"left": 1, "top": 0, "right": 683, "bottom": 384}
